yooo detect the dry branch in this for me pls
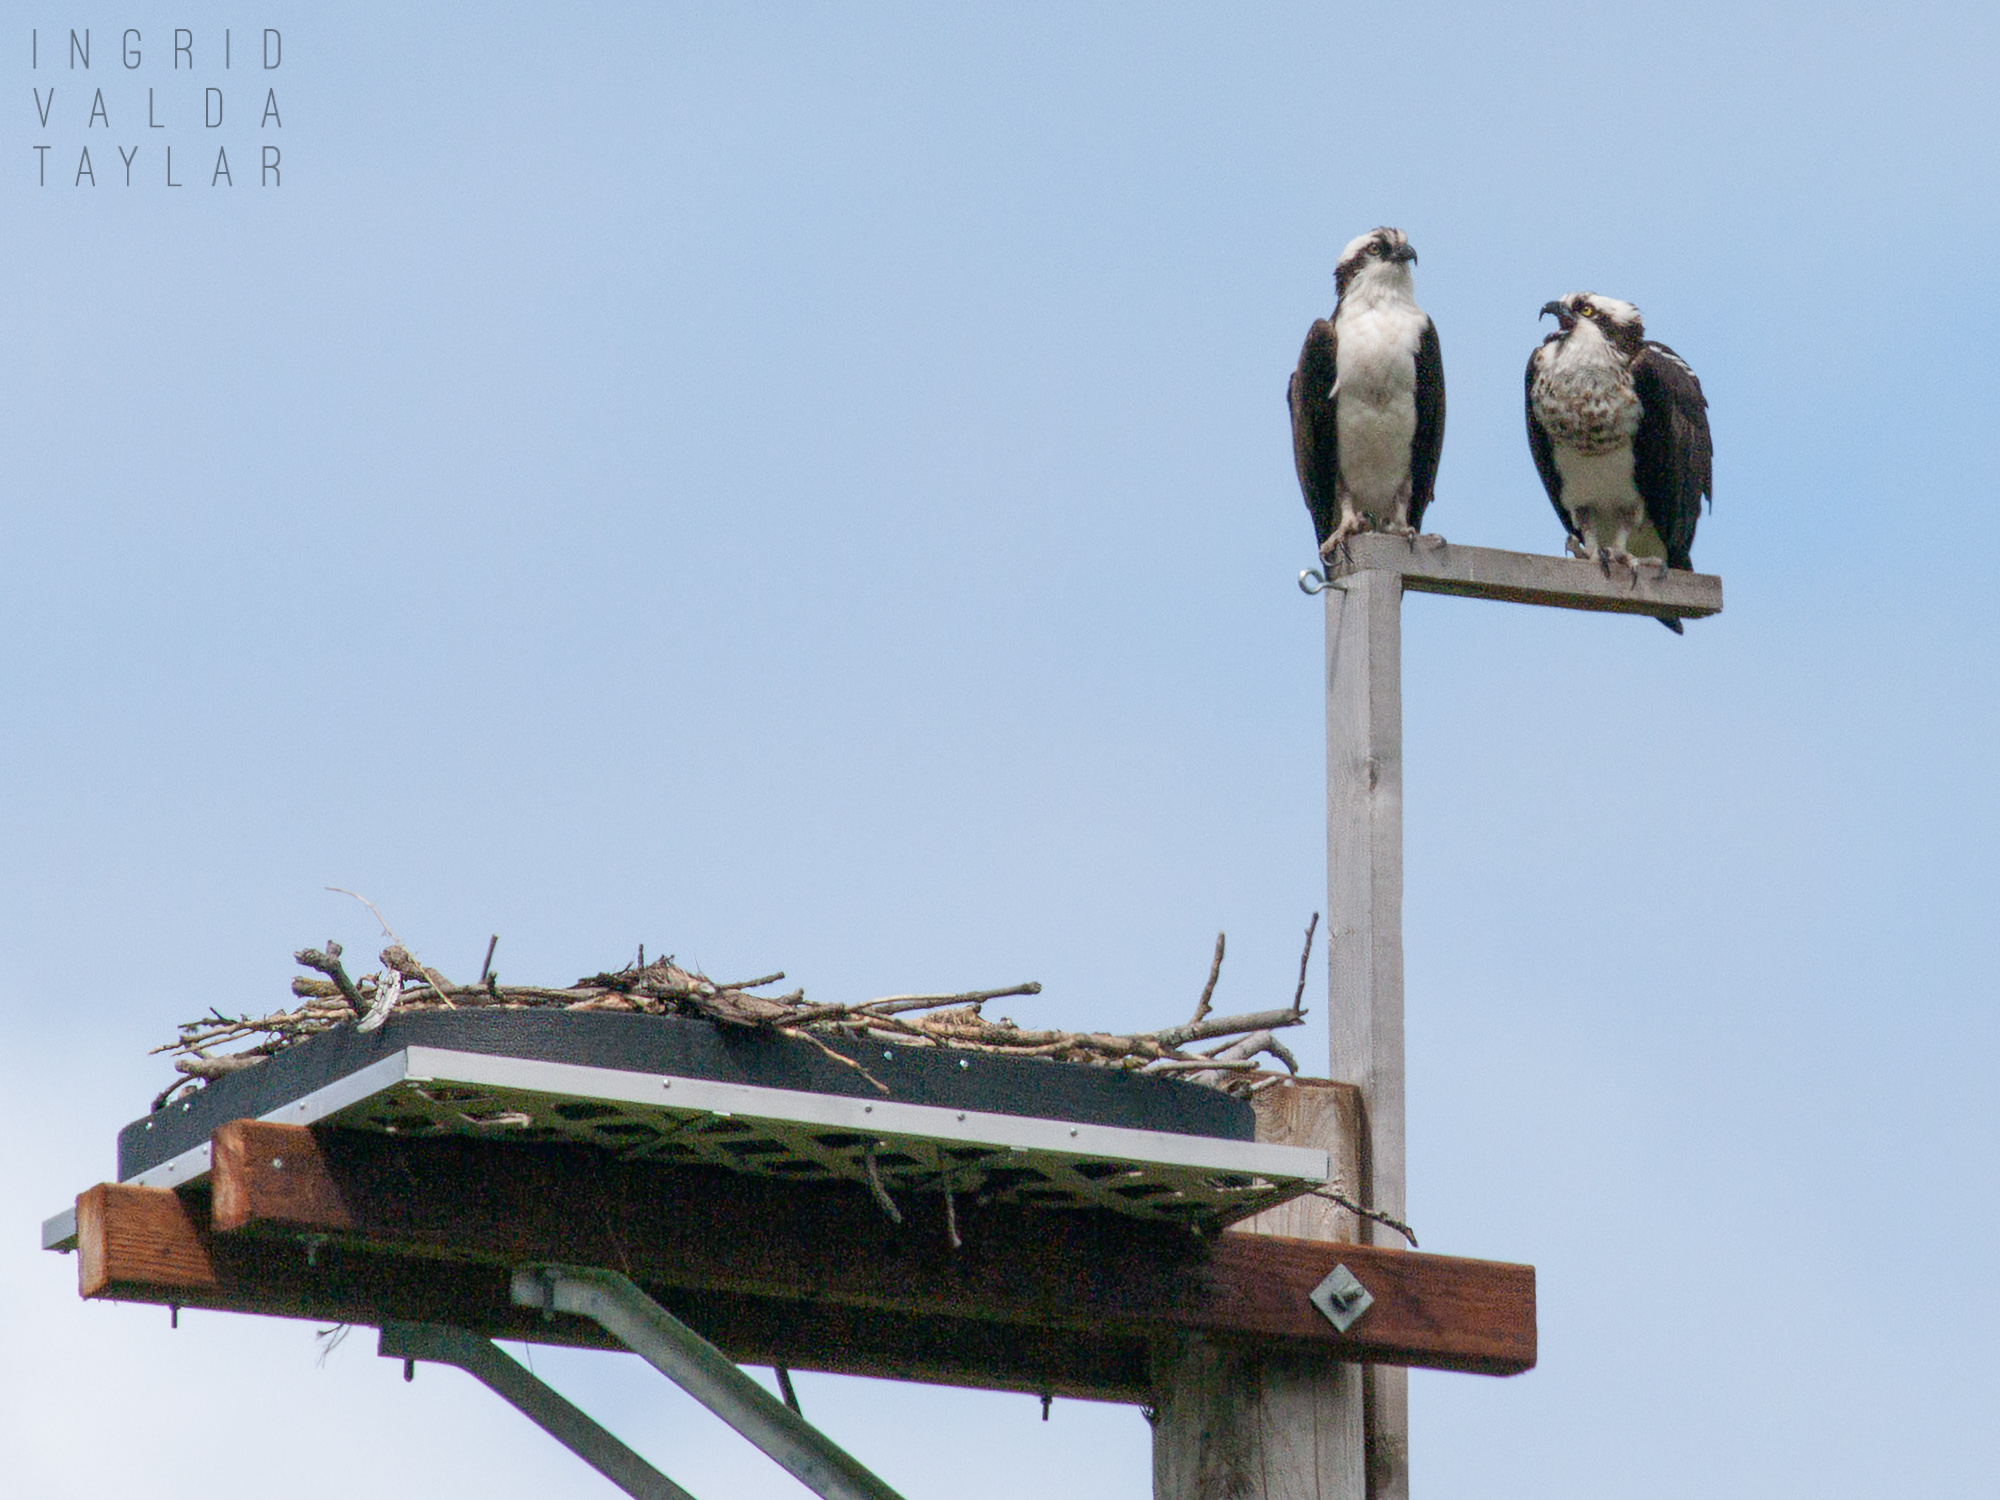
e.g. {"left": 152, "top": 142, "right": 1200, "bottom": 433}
{"left": 151, "top": 917, "right": 1322, "bottom": 1109}
{"left": 1189, "top": 933, "right": 1225, "bottom": 1028}
{"left": 1291, "top": 913, "right": 1319, "bottom": 1014}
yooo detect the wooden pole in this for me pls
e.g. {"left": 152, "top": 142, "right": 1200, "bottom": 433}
{"left": 1325, "top": 567, "right": 1409, "bottom": 1500}
{"left": 1150, "top": 1082, "right": 1368, "bottom": 1500}
{"left": 1151, "top": 560, "right": 1415, "bottom": 1500}
{"left": 1309, "top": 537, "right": 1716, "bottom": 1497}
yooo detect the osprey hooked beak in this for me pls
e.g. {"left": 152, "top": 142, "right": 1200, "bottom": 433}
{"left": 1540, "top": 299, "right": 1575, "bottom": 330}
{"left": 1389, "top": 242, "right": 1418, "bottom": 265}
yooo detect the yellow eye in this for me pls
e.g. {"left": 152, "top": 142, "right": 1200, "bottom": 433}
{"left": 1578, "top": 304, "right": 1595, "bottom": 318}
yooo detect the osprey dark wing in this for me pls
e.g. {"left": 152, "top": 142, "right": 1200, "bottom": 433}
{"left": 1408, "top": 320, "right": 1446, "bottom": 533}
{"left": 1630, "top": 342, "right": 1712, "bottom": 571}
{"left": 1523, "top": 342, "right": 1572, "bottom": 542}
{"left": 1288, "top": 318, "right": 1340, "bottom": 554}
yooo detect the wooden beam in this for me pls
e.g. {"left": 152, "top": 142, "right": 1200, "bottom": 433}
{"left": 1326, "top": 532, "right": 1723, "bottom": 620}
{"left": 201, "top": 1121, "right": 1533, "bottom": 1376}
{"left": 1326, "top": 561, "right": 1413, "bottom": 1499}
{"left": 76, "top": 1181, "right": 1153, "bottom": 1401}
{"left": 1154, "top": 1081, "right": 1369, "bottom": 1498}
{"left": 76, "top": 1183, "right": 219, "bottom": 1301}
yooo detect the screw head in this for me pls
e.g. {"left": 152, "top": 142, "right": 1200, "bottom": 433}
{"left": 1309, "top": 1264, "right": 1375, "bottom": 1332}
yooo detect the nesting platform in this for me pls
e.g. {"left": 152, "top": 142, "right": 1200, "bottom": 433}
{"left": 90, "top": 1010, "right": 1328, "bottom": 1230}
{"left": 46, "top": 1011, "right": 1536, "bottom": 1402}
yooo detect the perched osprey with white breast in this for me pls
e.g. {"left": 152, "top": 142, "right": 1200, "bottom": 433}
{"left": 1526, "top": 293, "right": 1713, "bottom": 631}
{"left": 1289, "top": 227, "right": 1445, "bottom": 559}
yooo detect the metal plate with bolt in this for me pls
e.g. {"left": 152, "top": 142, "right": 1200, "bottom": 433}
{"left": 1309, "top": 1263, "right": 1375, "bottom": 1332}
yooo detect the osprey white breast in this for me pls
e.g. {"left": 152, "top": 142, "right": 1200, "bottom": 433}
{"left": 1332, "top": 286, "right": 1427, "bottom": 520}
{"left": 1288, "top": 227, "right": 1447, "bottom": 557}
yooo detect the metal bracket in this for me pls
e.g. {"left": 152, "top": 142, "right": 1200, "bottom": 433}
{"left": 378, "top": 1321, "right": 696, "bottom": 1500}
{"left": 1308, "top": 1263, "right": 1375, "bottom": 1333}
{"left": 512, "top": 1265, "right": 907, "bottom": 1500}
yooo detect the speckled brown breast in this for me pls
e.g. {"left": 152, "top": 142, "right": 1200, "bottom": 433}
{"left": 1531, "top": 359, "right": 1640, "bottom": 456}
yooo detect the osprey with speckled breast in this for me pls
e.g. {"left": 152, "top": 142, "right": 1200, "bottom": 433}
{"left": 1289, "top": 227, "right": 1446, "bottom": 561}
{"left": 1526, "top": 293, "right": 1713, "bottom": 632}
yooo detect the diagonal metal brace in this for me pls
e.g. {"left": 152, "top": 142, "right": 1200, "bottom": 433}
{"left": 512, "top": 1265, "right": 907, "bottom": 1500}
{"left": 378, "top": 1321, "right": 696, "bottom": 1500}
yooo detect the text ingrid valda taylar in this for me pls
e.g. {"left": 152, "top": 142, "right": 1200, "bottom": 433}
{"left": 27, "top": 27, "right": 284, "bottom": 188}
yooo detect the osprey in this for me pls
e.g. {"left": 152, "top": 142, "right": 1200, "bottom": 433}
{"left": 1289, "top": 227, "right": 1445, "bottom": 559}
{"left": 1526, "top": 293, "right": 1713, "bottom": 631}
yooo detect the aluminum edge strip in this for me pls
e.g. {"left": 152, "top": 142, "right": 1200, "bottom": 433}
{"left": 39, "top": 1052, "right": 422, "bottom": 1252}
{"left": 400, "top": 1046, "right": 1332, "bottom": 1183}
{"left": 41, "top": 1206, "right": 78, "bottom": 1252}
{"left": 124, "top": 1049, "right": 417, "bottom": 1190}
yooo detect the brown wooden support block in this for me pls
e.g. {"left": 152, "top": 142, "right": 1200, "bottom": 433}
{"left": 71, "top": 1121, "right": 1533, "bottom": 1397}
{"left": 75, "top": 1172, "right": 1151, "bottom": 1400}
{"left": 205, "top": 1120, "right": 1535, "bottom": 1377}
{"left": 76, "top": 1183, "right": 219, "bottom": 1301}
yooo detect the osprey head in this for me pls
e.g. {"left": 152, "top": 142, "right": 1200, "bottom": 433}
{"left": 1539, "top": 292, "right": 1646, "bottom": 349}
{"left": 1334, "top": 227, "right": 1419, "bottom": 297}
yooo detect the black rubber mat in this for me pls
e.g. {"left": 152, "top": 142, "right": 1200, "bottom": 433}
{"left": 120, "top": 1008, "right": 1251, "bottom": 1179}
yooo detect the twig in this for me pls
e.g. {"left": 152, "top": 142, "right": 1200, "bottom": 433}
{"left": 382, "top": 945, "right": 455, "bottom": 1004}
{"left": 785, "top": 1030, "right": 892, "bottom": 1095}
{"left": 712, "top": 971, "right": 786, "bottom": 992}
{"left": 1143, "top": 1056, "right": 1260, "bottom": 1074}
{"left": 862, "top": 1145, "right": 902, "bottom": 1224}
{"left": 326, "top": 887, "right": 404, "bottom": 947}
{"left": 315, "top": 1323, "right": 353, "bottom": 1366}
{"left": 1153, "top": 1007, "right": 1308, "bottom": 1051}
{"left": 294, "top": 945, "right": 362, "bottom": 1007}
{"left": 160, "top": 914, "right": 1327, "bottom": 1108}
{"left": 173, "top": 1053, "right": 271, "bottom": 1080}
{"left": 1260, "top": 1034, "right": 1300, "bottom": 1074}
{"left": 1189, "top": 932, "right": 1225, "bottom": 1027}
{"left": 1307, "top": 1187, "right": 1419, "bottom": 1248}
{"left": 1292, "top": 912, "right": 1319, "bottom": 1015}
{"left": 788, "top": 983, "right": 1041, "bottom": 1027}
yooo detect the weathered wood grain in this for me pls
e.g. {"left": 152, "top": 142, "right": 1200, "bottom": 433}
{"left": 1326, "top": 532, "right": 1723, "bottom": 620}
{"left": 198, "top": 1122, "right": 1531, "bottom": 1373}
{"left": 78, "top": 1181, "right": 1152, "bottom": 1401}
{"left": 76, "top": 1183, "right": 219, "bottom": 1300}
{"left": 1325, "top": 569, "right": 1411, "bottom": 1500}
{"left": 1155, "top": 1081, "right": 1368, "bottom": 1499}
{"left": 1325, "top": 572, "right": 1407, "bottom": 1246}
{"left": 1232, "top": 1080, "right": 1364, "bottom": 1244}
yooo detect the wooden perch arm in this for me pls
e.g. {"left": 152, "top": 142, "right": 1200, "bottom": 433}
{"left": 73, "top": 1121, "right": 1536, "bottom": 1383}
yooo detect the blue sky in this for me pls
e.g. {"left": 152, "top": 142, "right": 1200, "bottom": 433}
{"left": 4, "top": 5, "right": 1996, "bottom": 1496}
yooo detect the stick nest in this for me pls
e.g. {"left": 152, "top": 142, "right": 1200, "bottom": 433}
{"left": 152, "top": 916, "right": 1320, "bottom": 1114}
